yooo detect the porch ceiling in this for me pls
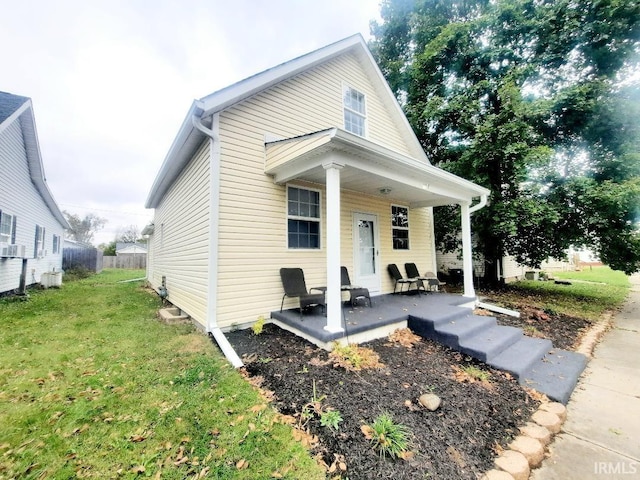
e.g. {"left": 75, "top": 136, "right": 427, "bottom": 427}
{"left": 265, "top": 128, "right": 489, "bottom": 208}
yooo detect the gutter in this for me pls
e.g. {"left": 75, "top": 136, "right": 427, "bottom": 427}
{"left": 469, "top": 194, "right": 488, "bottom": 214}
{"left": 192, "top": 109, "right": 244, "bottom": 369}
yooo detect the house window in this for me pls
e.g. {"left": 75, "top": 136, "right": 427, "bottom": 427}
{"left": 0, "top": 212, "right": 14, "bottom": 244}
{"left": 343, "top": 85, "right": 366, "bottom": 137}
{"left": 35, "top": 225, "right": 45, "bottom": 257}
{"left": 392, "top": 205, "right": 409, "bottom": 250}
{"left": 287, "top": 186, "right": 320, "bottom": 249}
{"left": 53, "top": 234, "right": 60, "bottom": 254}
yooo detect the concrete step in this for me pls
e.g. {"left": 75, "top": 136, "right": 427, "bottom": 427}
{"left": 488, "top": 336, "right": 554, "bottom": 379}
{"left": 457, "top": 325, "right": 523, "bottom": 362}
{"left": 410, "top": 314, "right": 497, "bottom": 350}
{"left": 521, "top": 348, "right": 588, "bottom": 404}
{"left": 158, "top": 307, "right": 190, "bottom": 324}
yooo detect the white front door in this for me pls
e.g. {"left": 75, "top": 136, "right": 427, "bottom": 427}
{"left": 353, "top": 212, "right": 380, "bottom": 293}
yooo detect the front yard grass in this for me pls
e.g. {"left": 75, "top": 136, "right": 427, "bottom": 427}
{"left": 0, "top": 269, "right": 324, "bottom": 479}
{"left": 493, "top": 266, "right": 630, "bottom": 322}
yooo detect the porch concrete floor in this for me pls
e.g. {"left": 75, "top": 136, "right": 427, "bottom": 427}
{"left": 270, "top": 291, "right": 473, "bottom": 346}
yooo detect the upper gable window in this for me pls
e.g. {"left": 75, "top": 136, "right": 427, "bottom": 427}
{"left": 343, "top": 85, "right": 366, "bottom": 137}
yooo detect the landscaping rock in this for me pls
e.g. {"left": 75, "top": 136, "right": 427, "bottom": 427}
{"left": 539, "top": 401, "right": 567, "bottom": 422}
{"left": 494, "top": 450, "right": 530, "bottom": 480}
{"left": 532, "top": 409, "right": 562, "bottom": 434}
{"left": 508, "top": 435, "right": 545, "bottom": 467}
{"left": 519, "top": 422, "right": 552, "bottom": 446}
{"left": 481, "top": 469, "right": 515, "bottom": 480}
{"left": 418, "top": 393, "right": 442, "bottom": 411}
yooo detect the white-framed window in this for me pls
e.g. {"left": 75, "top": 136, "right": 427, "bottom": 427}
{"left": 35, "top": 225, "right": 45, "bottom": 257}
{"left": 0, "top": 211, "right": 14, "bottom": 244}
{"left": 391, "top": 205, "right": 409, "bottom": 250}
{"left": 52, "top": 234, "right": 60, "bottom": 254}
{"left": 287, "top": 185, "right": 321, "bottom": 249}
{"left": 343, "top": 85, "right": 366, "bottom": 137}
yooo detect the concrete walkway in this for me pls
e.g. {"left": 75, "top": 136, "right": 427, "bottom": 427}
{"left": 532, "top": 275, "right": 640, "bottom": 479}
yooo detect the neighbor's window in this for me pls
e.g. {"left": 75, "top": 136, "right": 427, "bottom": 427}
{"left": 392, "top": 205, "right": 409, "bottom": 250}
{"left": 35, "top": 225, "right": 45, "bottom": 257}
{"left": 343, "top": 85, "right": 366, "bottom": 136}
{"left": 52, "top": 234, "right": 60, "bottom": 254}
{"left": 287, "top": 186, "right": 321, "bottom": 249}
{"left": 0, "top": 212, "right": 14, "bottom": 243}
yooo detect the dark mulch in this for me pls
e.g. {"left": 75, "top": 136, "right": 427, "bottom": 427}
{"left": 478, "top": 290, "right": 592, "bottom": 350}
{"left": 226, "top": 324, "right": 540, "bottom": 480}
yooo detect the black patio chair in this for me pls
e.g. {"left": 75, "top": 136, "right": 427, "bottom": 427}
{"left": 387, "top": 263, "right": 424, "bottom": 295}
{"left": 424, "top": 271, "right": 447, "bottom": 292}
{"left": 279, "top": 268, "right": 325, "bottom": 315}
{"left": 405, "top": 263, "right": 446, "bottom": 292}
{"left": 341, "top": 266, "right": 371, "bottom": 307}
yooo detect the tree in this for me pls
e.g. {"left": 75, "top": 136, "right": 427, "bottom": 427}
{"left": 116, "top": 225, "right": 141, "bottom": 244}
{"left": 371, "top": 0, "right": 640, "bottom": 277}
{"left": 99, "top": 241, "right": 116, "bottom": 256}
{"left": 64, "top": 211, "right": 107, "bottom": 245}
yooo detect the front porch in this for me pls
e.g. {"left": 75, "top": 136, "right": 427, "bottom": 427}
{"left": 270, "top": 291, "right": 474, "bottom": 350}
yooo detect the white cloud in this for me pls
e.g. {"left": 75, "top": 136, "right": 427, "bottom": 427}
{"left": 1, "top": 0, "right": 382, "bottom": 245}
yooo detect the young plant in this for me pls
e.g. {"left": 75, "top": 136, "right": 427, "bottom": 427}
{"left": 320, "top": 409, "right": 343, "bottom": 432}
{"left": 329, "top": 343, "right": 384, "bottom": 371}
{"left": 363, "top": 413, "right": 410, "bottom": 459}
{"left": 251, "top": 315, "right": 265, "bottom": 335}
{"left": 461, "top": 365, "right": 490, "bottom": 382}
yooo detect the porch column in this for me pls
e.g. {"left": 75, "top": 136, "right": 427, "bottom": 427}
{"left": 323, "top": 161, "right": 345, "bottom": 333}
{"left": 460, "top": 201, "right": 476, "bottom": 298}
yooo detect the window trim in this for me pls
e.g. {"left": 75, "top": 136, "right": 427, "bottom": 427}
{"left": 342, "top": 83, "right": 367, "bottom": 137}
{"left": 0, "top": 211, "right": 14, "bottom": 244}
{"left": 286, "top": 184, "right": 322, "bottom": 250}
{"left": 391, "top": 204, "right": 410, "bottom": 250}
{"left": 34, "top": 225, "right": 45, "bottom": 258}
{"left": 52, "top": 234, "right": 61, "bottom": 254}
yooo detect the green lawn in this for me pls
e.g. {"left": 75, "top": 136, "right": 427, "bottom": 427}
{"left": 0, "top": 269, "right": 324, "bottom": 479}
{"left": 507, "top": 266, "right": 630, "bottom": 321}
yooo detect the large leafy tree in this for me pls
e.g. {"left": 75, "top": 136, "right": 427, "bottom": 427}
{"left": 371, "top": 0, "right": 640, "bottom": 277}
{"left": 63, "top": 211, "right": 107, "bottom": 245}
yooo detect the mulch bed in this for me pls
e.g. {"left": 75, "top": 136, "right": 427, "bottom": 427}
{"left": 478, "top": 290, "right": 592, "bottom": 350}
{"left": 226, "top": 324, "right": 541, "bottom": 479}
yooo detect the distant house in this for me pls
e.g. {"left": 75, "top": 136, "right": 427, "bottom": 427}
{"left": 0, "top": 91, "right": 69, "bottom": 294}
{"left": 144, "top": 35, "right": 489, "bottom": 338}
{"left": 115, "top": 242, "right": 147, "bottom": 257}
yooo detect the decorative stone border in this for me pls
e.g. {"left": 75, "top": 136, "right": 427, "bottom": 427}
{"left": 481, "top": 310, "right": 614, "bottom": 479}
{"left": 481, "top": 400, "right": 567, "bottom": 480}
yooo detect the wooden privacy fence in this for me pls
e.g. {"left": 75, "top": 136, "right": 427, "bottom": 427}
{"left": 103, "top": 255, "right": 147, "bottom": 269}
{"left": 63, "top": 247, "right": 104, "bottom": 273}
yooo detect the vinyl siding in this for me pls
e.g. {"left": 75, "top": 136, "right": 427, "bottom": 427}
{"left": 212, "top": 53, "right": 435, "bottom": 329}
{"left": 0, "top": 120, "right": 64, "bottom": 293}
{"left": 147, "top": 141, "right": 211, "bottom": 328}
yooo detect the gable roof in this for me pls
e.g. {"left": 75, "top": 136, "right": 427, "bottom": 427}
{"left": 0, "top": 91, "right": 70, "bottom": 229}
{"left": 146, "top": 34, "right": 428, "bottom": 208}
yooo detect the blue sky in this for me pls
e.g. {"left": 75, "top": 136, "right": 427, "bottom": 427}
{"left": 0, "top": 0, "right": 381, "bottom": 244}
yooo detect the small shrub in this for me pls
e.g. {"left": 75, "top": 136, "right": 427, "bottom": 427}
{"left": 460, "top": 365, "right": 490, "bottom": 382}
{"left": 329, "top": 343, "right": 384, "bottom": 371}
{"left": 252, "top": 315, "right": 265, "bottom": 335}
{"left": 320, "top": 409, "right": 343, "bottom": 431}
{"left": 363, "top": 413, "right": 410, "bottom": 459}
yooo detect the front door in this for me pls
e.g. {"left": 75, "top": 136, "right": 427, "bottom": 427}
{"left": 353, "top": 212, "right": 380, "bottom": 293}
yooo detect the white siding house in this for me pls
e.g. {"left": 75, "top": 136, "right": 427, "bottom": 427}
{"left": 0, "top": 92, "right": 69, "bottom": 294}
{"left": 144, "top": 35, "right": 489, "bottom": 354}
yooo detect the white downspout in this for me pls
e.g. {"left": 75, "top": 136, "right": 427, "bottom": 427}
{"left": 192, "top": 110, "right": 243, "bottom": 368}
{"left": 461, "top": 194, "right": 488, "bottom": 298}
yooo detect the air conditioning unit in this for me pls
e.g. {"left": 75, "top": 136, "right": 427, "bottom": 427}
{"left": 0, "top": 244, "right": 26, "bottom": 258}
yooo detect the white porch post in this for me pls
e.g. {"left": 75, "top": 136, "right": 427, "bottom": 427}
{"left": 460, "top": 201, "right": 476, "bottom": 298}
{"left": 323, "top": 161, "right": 345, "bottom": 333}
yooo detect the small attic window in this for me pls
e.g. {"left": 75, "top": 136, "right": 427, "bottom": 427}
{"left": 343, "top": 85, "right": 366, "bottom": 137}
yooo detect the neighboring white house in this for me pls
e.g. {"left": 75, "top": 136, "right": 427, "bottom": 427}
{"left": 144, "top": 35, "right": 489, "bottom": 340}
{"left": 0, "top": 91, "right": 69, "bottom": 294}
{"left": 115, "top": 242, "right": 148, "bottom": 256}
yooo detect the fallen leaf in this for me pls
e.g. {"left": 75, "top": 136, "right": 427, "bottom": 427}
{"left": 131, "top": 465, "right": 145, "bottom": 474}
{"left": 250, "top": 404, "right": 267, "bottom": 413}
{"left": 360, "top": 425, "right": 374, "bottom": 440}
{"left": 236, "top": 459, "right": 248, "bottom": 470}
